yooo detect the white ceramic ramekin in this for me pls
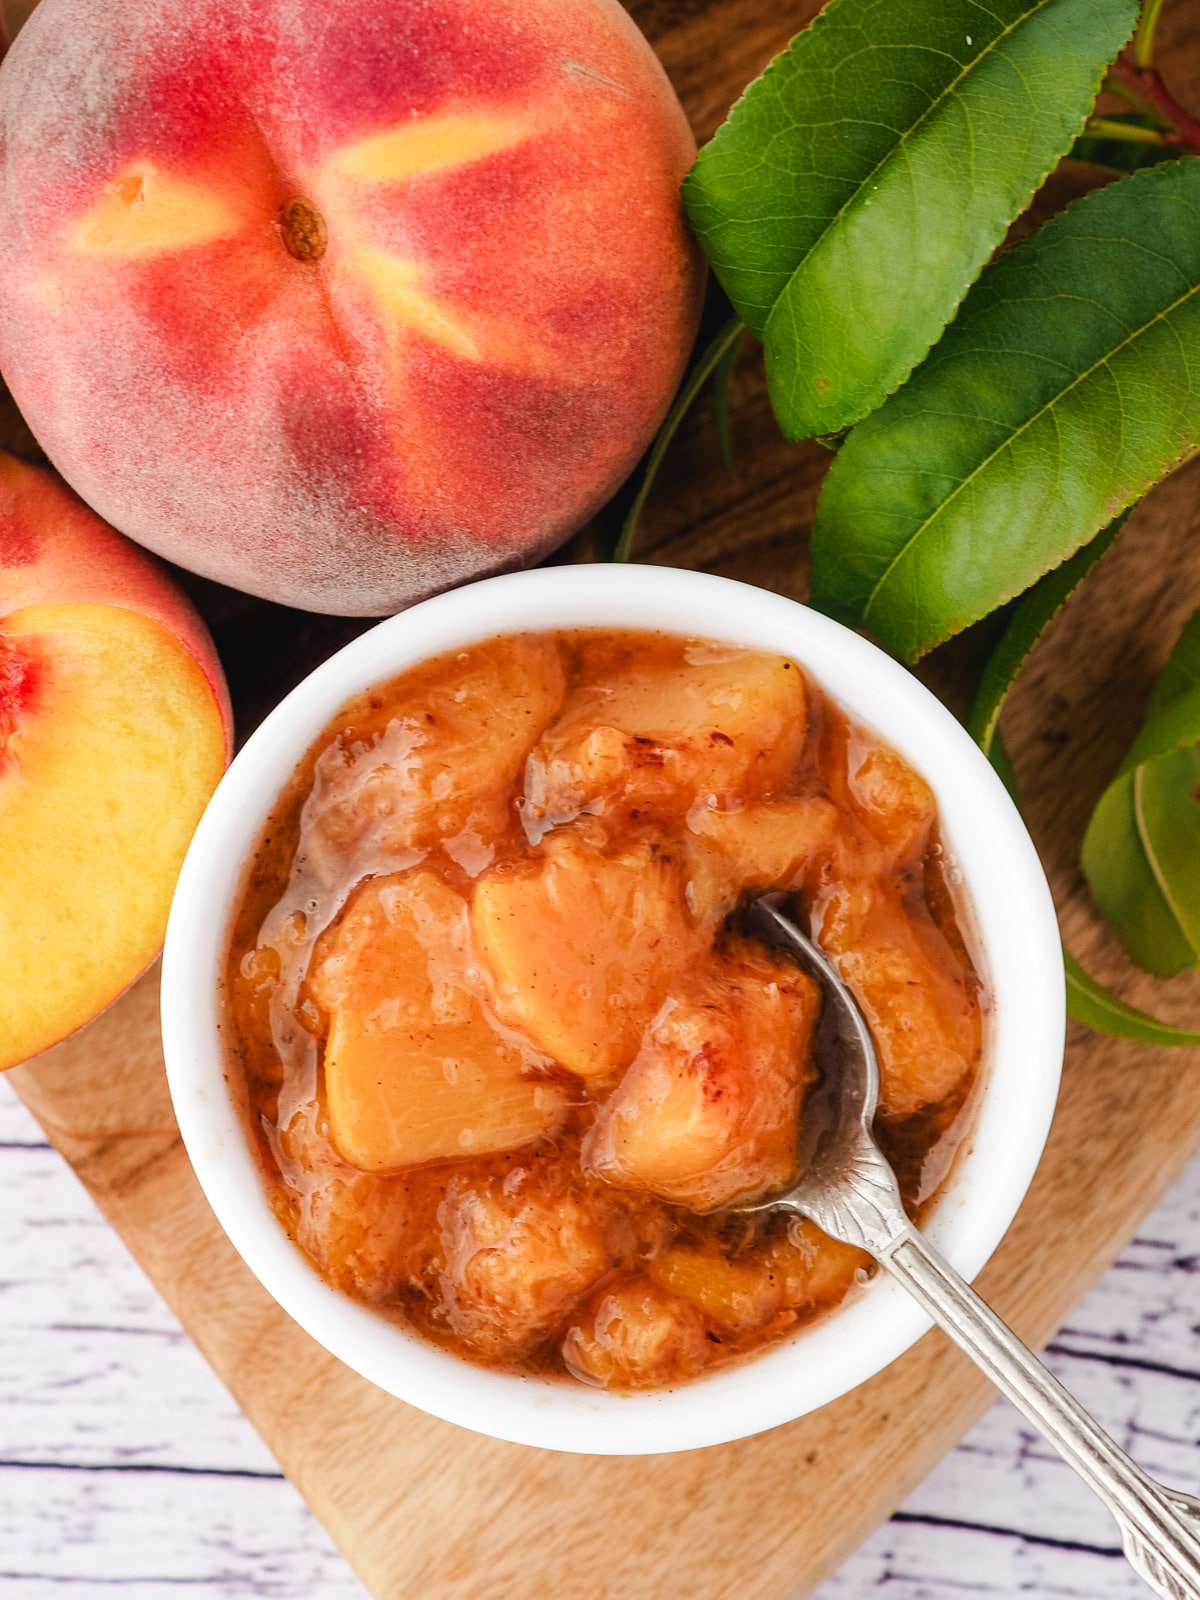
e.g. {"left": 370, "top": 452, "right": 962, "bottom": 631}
{"left": 161, "top": 564, "right": 1064, "bottom": 1456}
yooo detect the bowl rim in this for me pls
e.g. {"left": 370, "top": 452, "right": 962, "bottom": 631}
{"left": 161, "top": 563, "right": 1065, "bottom": 1456}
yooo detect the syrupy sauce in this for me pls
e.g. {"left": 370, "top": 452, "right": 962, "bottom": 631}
{"left": 223, "top": 630, "right": 986, "bottom": 1390}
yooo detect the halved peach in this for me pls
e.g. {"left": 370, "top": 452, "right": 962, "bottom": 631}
{"left": 308, "top": 869, "right": 568, "bottom": 1171}
{"left": 0, "top": 454, "right": 230, "bottom": 1071}
{"left": 471, "top": 825, "right": 705, "bottom": 1079}
{"left": 583, "top": 943, "right": 820, "bottom": 1211}
{"left": 524, "top": 649, "right": 808, "bottom": 829}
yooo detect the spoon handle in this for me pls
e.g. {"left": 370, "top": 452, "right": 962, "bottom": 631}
{"left": 881, "top": 1224, "right": 1200, "bottom": 1597}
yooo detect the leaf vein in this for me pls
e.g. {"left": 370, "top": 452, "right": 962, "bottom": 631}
{"left": 862, "top": 274, "right": 1200, "bottom": 628}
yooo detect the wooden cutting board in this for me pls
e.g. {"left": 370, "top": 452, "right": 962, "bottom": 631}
{"left": 9, "top": 1, "right": 1200, "bottom": 1595}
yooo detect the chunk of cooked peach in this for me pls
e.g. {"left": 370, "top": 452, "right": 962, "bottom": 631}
{"left": 583, "top": 943, "right": 820, "bottom": 1210}
{"left": 647, "top": 1222, "right": 870, "bottom": 1339}
{"left": 523, "top": 649, "right": 807, "bottom": 829}
{"left": 816, "top": 879, "right": 980, "bottom": 1118}
{"left": 306, "top": 636, "right": 565, "bottom": 870}
{"left": 779, "top": 1220, "right": 872, "bottom": 1307}
{"left": 646, "top": 1246, "right": 784, "bottom": 1335}
{"left": 562, "top": 1275, "right": 710, "bottom": 1388}
{"left": 471, "top": 826, "right": 705, "bottom": 1079}
{"left": 434, "top": 1159, "right": 613, "bottom": 1360}
{"left": 277, "top": 1104, "right": 444, "bottom": 1303}
{"left": 847, "top": 743, "right": 937, "bottom": 868}
{"left": 684, "top": 796, "right": 840, "bottom": 922}
{"left": 308, "top": 870, "right": 568, "bottom": 1171}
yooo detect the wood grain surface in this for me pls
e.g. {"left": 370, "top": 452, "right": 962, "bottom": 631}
{"left": 7, "top": 0, "right": 1200, "bottom": 1596}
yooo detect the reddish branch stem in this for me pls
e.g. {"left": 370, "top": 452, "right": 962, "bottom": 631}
{"left": 1111, "top": 55, "right": 1200, "bottom": 154}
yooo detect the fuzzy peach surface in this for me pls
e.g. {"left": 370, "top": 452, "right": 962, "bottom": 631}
{"left": 0, "top": 0, "right": 703, "bottom": 615}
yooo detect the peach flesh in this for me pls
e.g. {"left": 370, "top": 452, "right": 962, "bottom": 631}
{"left": 0, "top": 0, "right": 704, "bottom": 615}
{"left": 0, "top": 453, "right": 230, "bottom": 1070}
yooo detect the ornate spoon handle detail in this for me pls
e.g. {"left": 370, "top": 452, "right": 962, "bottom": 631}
{"left": 881, "top": 1226, "right": 1200, "bottom": 1599}
{"left": 785, "top": 1145, "right": 1200, "bottom": 1600}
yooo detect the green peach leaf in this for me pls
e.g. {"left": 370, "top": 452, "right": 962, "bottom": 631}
{"left": 1064, "top": 949, "right": 1200, "bottom": 1044}
{"left": 682, "top": 0, "right": 1137, "bottom": 441}
{"left": 1082, "top": 608, "right": 1200, "bottom": 977}
{"left": 811, "top": 159, "right": 1200, "bottom": 662}
{"left": 968, "top": 517, "right": 1124, "bottom": 756}
{"left": 1080, "top": 761, "right": 1198, "bottom": 977}
{"left": 1148, "top": 606, "right": 1200, "bottom": 714}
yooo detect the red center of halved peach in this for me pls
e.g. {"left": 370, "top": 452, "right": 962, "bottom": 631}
{"left": 0, "top": 631, "right": 38, "bottom": 769}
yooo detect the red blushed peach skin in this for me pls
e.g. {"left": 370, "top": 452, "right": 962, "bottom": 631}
{"left": 0, "top": 454, "right": 230, "bottom": 1071}
{"left": 0, "top": 0, "right": 703, "bottom": 615}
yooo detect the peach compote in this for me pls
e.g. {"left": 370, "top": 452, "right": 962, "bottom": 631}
{"left": 224, "top": 630, "right": 985, "bottom": 1390}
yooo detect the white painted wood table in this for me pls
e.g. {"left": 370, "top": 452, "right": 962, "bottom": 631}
{"left": 4, "top": 1073, "right": 1200, "bottom": 1600}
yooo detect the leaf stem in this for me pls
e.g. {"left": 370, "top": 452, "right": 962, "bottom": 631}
{"left": 611, "top": 316, "right": 745, "bottom": 564}
{"left": 1131, "top": 0, "right": 1166, "bottom": 70}
{"left": 1111, "top": 56, "right": 1200, "bottom": 154}
{"left": 1084, "top": 114, "right": 1172, "bottom": 146}
{"left": 1102, "top": 70, "right": 1164, "bottom": 119}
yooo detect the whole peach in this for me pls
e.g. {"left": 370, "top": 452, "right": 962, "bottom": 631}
{"left": 0, "top": 0, "right": 702, "bottom": 615}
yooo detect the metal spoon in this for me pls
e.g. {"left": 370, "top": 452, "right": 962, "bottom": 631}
{"left": 740, "top": 893, "right": 1200, "bottom": 1600}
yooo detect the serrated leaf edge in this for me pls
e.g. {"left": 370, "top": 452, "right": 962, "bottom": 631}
{"left": 855, "top": 162, "right": 1200, "bottom": 658}
{"left": 766, "top": 0, "right": 1137, "bottom": 440}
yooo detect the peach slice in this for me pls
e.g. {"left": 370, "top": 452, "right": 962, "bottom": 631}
{"left": 844, "top": 741, "right": 937, "bottom": 870}
{"left": 304, "top": 634, "right": 565, "bottom": 872}
{"left": 583, "top": 943, "right": 820, "bottom": 1211}
{"left": 524, "top": 649, "right": 808, "bottom": 830}
{"left": 644, "top": 1246, "right": 784, "bottom": 1336}
{"left": 471, "top": 826, "right": 705, "bottom": 1079}
{"left": 647, "top": 1224, "right": 870, "bottom": 1336}
{"left": 0, "top": 454, "right": 229, "bottom": 1071}
{"left": 309, "top": 870, "right": 568, "bottom": 1171}
{"left": 276, "top": 1102, "right": 447, "bottom": 1303}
